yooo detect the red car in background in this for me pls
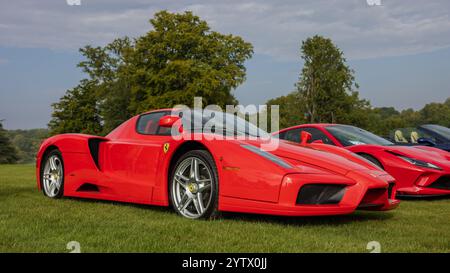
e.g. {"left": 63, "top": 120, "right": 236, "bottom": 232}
{"left": 274, "top": 124, "right": 450, "bottom": 197}
{"left": 36, "top": 109, "right": 399, "bottom": 220}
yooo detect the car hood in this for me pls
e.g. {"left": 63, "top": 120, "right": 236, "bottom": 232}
{"left": 348, "top": 144, "right": 450, "bottom": 169}
{"left": 246, "top": 139, "right": 381, "bottom": 176}
{"left": 386, "top": 145, "right": 450, "bottom": 168}
{"left": 422, "top": 143, "right": 450, "bottom": 152}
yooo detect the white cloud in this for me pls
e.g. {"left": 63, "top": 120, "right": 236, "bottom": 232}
{"left": 1, "top": 0, "right": 450, "bottom": 60}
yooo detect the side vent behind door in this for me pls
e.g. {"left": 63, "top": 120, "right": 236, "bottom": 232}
{"left": 88, "top": 138, "right": 108, "bottom": 170}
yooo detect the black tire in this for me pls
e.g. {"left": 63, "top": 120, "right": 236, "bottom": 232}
{"left": 169, "top": 150, "right": 220, "bottom": 220}
{"left": 40, "top": 149, "right": 64, "bottom": 198}
{"left": 359, "top": 153, "right": 384, "bottom": 170}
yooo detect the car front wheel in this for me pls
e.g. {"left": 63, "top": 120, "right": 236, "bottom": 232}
{"left": 41, "top": 149, "right": 64, "bottom": 198}
{"left": 169, "top": 150, "right": 219, "bottom": 219}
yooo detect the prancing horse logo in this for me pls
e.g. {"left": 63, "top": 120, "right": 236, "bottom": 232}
{"left": 163, "top": 143, "right": 170, "bottom": 153}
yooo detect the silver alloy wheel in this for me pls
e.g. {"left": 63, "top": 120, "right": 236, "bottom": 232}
{"left": 172, "top": 156, "right": 213, "bottom": 219}
{"left": 42, "top": 155, "right": 63, "bottom": 197}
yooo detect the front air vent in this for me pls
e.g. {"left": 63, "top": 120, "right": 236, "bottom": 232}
{"left": 387, "top": 182, "right": 395, "bottom": 199}
{"left": 428, "top": 176, "right": 450, "bottom": 190}
{"left": 358, "top": 188, "right": 386, "bottom": 209}
{"left": 296, "top": 184, "right": 346, "bottom": 205}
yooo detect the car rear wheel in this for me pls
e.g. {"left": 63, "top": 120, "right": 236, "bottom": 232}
{"left": 41, "top": 149, "right": 64, "bottom": 198}
{"left": 169, "top": 150, "right": 219, "bottom": 219}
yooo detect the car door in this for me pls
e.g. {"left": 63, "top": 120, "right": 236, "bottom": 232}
{"left": 101, "top": 111, "right": 172, "bottom": 203}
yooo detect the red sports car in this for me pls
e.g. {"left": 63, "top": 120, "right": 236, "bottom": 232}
{"left": 274, "top": 124, "right": 450, "bottom": 197}
{"left": 36, "top": 109, "right": 399, "bottom": 219}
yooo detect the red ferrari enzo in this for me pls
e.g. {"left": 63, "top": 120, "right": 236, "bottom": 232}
{"left": 274, "top": 124, "right": 450, "bottom": 197}
{"left": 36, "top": 109, "right": 399, "bottom": 219}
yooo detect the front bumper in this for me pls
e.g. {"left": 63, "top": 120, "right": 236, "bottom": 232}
{"left": 220, "top": 172, "right": 400, "bottom": 216}
{"left": 397, "top": 173, "right": 450, "bottom": 196}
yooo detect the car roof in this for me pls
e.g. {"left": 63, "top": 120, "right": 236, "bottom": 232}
{"left": 139, "top": 108, "right": 176, "bottom": 116}
{"left": 277, "top": 123, "right": 343, "bottom": 133}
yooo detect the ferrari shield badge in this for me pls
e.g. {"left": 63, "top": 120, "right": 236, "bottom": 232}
{"left": 163, "top": 143, "right": 170, "bottom": 154}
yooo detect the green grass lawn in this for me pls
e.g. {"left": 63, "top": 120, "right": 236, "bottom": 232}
{"left": 0, "top": 164, "right": 449, "bottom": 253}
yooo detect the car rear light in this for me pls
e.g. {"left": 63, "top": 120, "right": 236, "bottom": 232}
{"left": 296, "top": 184, "right": 346, "bottom": 205}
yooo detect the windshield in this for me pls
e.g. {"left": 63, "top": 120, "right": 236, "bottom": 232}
{"left": 421, "top": 124, "right": 450, "bottom": 140}
{"left": 179, "top": 109, "right": 270, "bottom": 138}
{"left": 326, "top": 125, "right": 393, "bottom": 146}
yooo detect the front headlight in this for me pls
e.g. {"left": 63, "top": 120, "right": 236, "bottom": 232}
{"left": 241, "top": 144, "right": 293, "bottom": 169}
{"left": 397, "top": 155, "right": 442, "bottom": 170}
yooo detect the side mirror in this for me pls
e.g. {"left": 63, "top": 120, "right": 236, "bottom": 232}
{"left": 159, "top": 115, "right": 181, "bottom": 128}
{"left": 300, "top": 131, "right": 312, "bottom": 146}
{"left": 417, "top": 137, "right": 436, "bottom": 146}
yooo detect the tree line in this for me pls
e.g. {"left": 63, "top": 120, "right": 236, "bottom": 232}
{"left": 49, "top": 11, "right": 253, "bottom": 136}
{"left": 48, "top": 11, "right": 450, "bottom": 137}
{"left": 0, "top": 122, "right": 48, "bottom": 164}
{"left": 1, "top": 11, "right": 449, "bottom": 163}
{"left": 0, "top": 121, "right": 19, "bottom": 164}
{"left": 266, "top": 35, "right": 450, "bottom": 136}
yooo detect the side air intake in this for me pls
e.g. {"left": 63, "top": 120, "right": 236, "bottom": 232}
{"left": 88, "top": 138, "right": 107, "bottom": 170}
{"left": 76, "top": 183, "right": 99, "bottom": 192}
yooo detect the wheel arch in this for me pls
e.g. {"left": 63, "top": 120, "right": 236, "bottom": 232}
{"left": 168, "top": 141, "right": 211, "bottom": 180}
{"left": 166, "top": 141, "right": 214, "bottom": 199}
{"left": 37, "top": 144, "right": 60, "bottom": 190}
{"left": 42, "top": 144, "right": 59, "bottom": 156}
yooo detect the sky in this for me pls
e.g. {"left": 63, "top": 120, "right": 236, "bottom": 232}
{"left": 1, "top": 0, "right": 450, "bottom": 129}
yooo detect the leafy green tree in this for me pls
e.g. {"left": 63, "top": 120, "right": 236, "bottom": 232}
{"left": 359, "top": 101, "right": 450, "bottom": 137}
{"left": 266, "top": 36, "right": 369, "bottom": 130}
{"left": 445, "top": 97, "right": 450, "bottom": 108}
{"left": 419, "top": 102, "right": 450, "bottom": 126}
{"left": 374, "top": 107, "right": 400, "bottom": 119}
{"left": 266, "top": 92, "right": 306, "bottom": 130}
{"left": 296, "top": 35, "right": 366, "bottom": 123}
{"left": 0, "top": 121, "right": 19, "bottom": 164}
{"left": 7, "top": 128, "right": 49, "bottom": 163}
{"left": 49, "top": 11, "right": 253, "bottom": 135}
{"left": 49, "top": 80, "right": 103, "bottom": 135}
{"left": 362, "top": 107, "right": 406, "bottom": 136}
{"left": 78, "top": 38, "right": 134, "bottom": 133}
{"left": 127, "top": 11, "right": 253, "bottom": 113}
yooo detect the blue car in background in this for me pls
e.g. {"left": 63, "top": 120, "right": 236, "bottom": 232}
{"left": 389, "top": 124, "right": 450, "bottom": 152}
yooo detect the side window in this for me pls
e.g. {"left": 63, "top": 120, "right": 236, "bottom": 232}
{"left": 284, "top": 129, "right": 301, "bottom": 143}
{"left": 391, "top": 127, "right": 439, "bottom": 144}
{"left": 136, "top": 111, "right": 171, "bottom": 135}
{"left": 281, "top": 127, "right": 334, "bottom": 145}
{"left": 417, "top": 128, "right": 440, "bottom": 143}
{"left": 274, "top": 131, "right": 286, "bottom": 139}
{"left": 303, "top": 128, "right": 334, "bottom": 145}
